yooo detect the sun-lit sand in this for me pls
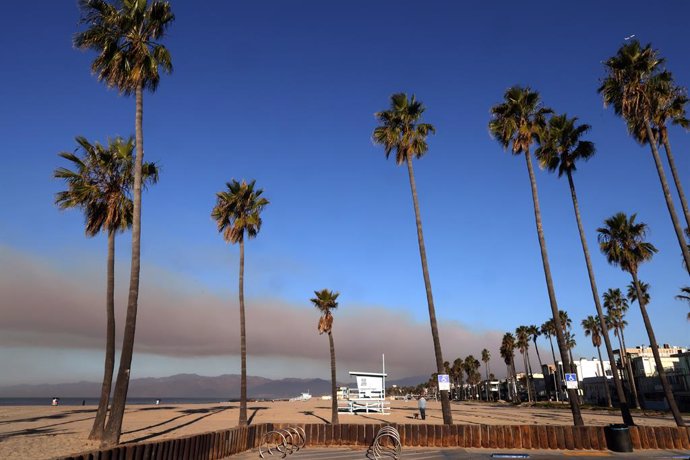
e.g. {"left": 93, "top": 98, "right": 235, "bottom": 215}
{"left": 0, "top": 399, "right": 683, "bottom": 459}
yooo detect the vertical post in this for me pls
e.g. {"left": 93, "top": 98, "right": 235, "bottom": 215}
{"left": 382, "top": 354, "right": 386, "bottom": 401}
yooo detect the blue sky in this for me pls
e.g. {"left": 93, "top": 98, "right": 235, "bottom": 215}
{"left": 0, "top": 1, "right": 689, "bottom": 386}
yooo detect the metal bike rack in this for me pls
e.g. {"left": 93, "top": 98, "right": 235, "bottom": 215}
{"left": 259, "top": 426, "right": 306, "bottom": 458}
{"left": 369, "top": 425, "right": 402, "bottom": 460}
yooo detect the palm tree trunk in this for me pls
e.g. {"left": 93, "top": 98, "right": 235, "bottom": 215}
{"left": 524, "top": 150, "right": 583, "bottom": 425}
{"left": 510, "top": 357, "right": 518, "bottom": 403}
{"left": 566, "top": 171, "right": 633, "bottom": 424}
{"left": 522, "top": 352, "right": 531, "bottom": 402}
{"left": 596, "top": 344, "right": 613, "bottom": 408}
{"left": 328, "top": 332, "right": 339, "bottom": 424}
{"left": 630, "top": 272, "right": 685, "bottom": 427}
{"left": 533, "top": 340, "right": 544, "bottom": 374}
{"left": 485, "top": 363, "right": 489, "bottom": 401}
{"left": 102, "top": 83, "right": 144, "bottom": 447}
{"left": 661, "top": 134, "right": 690, "bottom": 230}
{"left": 405, "top": 155, "right": 452, "bottom": 424}
{"left": 619, "top": 328, "right": 641, "bottom": 409}
{"left": 89, "top": 230, "right": 116, "bottom": 440}
{"left": 547, "top": 335, "right": 559, "bottom": 401}
{"left": 644, "top": 122, "right": 690, "bottom": 273}
{"left": 525, "top": 349, "right": 537, "bottom": 401}
{"left": 238, "top": 238, "right": 247, "bottom": 426}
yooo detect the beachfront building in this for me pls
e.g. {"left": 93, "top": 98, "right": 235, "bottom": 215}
{"left": 623, "top": 345, "right": 689, "bottom": 411}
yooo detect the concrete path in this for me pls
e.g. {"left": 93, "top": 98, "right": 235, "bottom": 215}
{"left": 228, "top": 447, "right": 690, "bottom": 459}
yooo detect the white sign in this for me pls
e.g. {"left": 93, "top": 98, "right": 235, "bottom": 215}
{"left": 438, "top": 374, "right": 450, "bottom": 391}
{"left": 565, "top": 373, "right": 578, "bottom": 390}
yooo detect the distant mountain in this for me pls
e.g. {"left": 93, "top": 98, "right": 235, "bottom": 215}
{"left": 0, "top": 373, "right": 428, "bottom": 399}
{"left": 0, "top": 374, "right": 332, "bottom": 399}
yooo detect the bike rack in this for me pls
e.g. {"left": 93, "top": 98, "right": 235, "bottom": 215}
{"left": 369, "top": 425, "right": 402, "bottom": 460}
{"left": 259, "top": 426, "right": 306, "bottom": 458}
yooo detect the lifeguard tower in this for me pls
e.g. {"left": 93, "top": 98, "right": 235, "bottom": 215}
{"left": 338, "top": 356, "right": 390, "bottom": 414}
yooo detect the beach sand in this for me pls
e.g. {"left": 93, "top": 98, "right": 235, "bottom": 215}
{"left": 0, "top": 399, "right": 683, "bottom": 459}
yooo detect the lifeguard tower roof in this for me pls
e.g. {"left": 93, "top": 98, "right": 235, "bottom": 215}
{"left": 348, "top": 371, "right": 387, "bottom": 377}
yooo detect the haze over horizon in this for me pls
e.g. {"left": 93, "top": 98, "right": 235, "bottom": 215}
{"left": 1, "top": 1, "right": 689, "bottom": 387}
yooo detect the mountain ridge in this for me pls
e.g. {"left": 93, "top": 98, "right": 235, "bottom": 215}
{"left": 0, "top": 373, "right": 427, "bottom": 399}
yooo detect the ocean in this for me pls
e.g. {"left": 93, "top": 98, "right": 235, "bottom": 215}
{"left": 0, "top": 397, "right": 235, "bottom": 406}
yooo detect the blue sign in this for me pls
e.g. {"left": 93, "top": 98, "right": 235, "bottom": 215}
{"left": 565, "top": 373, "right": 578, "bottom": 389}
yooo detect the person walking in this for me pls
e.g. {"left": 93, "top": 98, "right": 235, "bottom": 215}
{"left": 418, "top": 396, "right": 427, "bottom": 420}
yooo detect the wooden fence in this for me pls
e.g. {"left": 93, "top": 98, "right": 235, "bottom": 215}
{"left": 55, "top": 423, "right": 690, "bottom": 459}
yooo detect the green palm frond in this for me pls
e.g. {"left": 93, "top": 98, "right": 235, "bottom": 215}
{"left": 597, "top": 212, "right": 657, "bottom": 274}
{"left": 626, "top": 280, "right": 651, "bottom": 305}
{"left": 581, "top": 315, "right": 602, "bottom": 348}
{"left": 74, "top": 0, "right": 175, "bottom": 95}
{"left": 54, "top": 136, "right": 157, "bottom": 237}
{"left": 373, "top": 93, "right": 435, "bottom": 165}
{"left": 489, "top": 86, "right": 551, "bottom": 155}
{"left": 311, "top": 289, "right": 339, "bottom": 334}
{"left": 211, "top": 179, "right": 269, "bottom": 244}
{"left": 536, "top": 114, "right": 595, "bottom": 176}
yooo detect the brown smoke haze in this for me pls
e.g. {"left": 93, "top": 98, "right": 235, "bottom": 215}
{"left": 1, "top": 246, "right": 508, "bottom": 379}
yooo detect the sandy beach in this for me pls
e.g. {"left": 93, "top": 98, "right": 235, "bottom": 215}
{"left": 0, "top": 399, "right": 684, "bottom": 459}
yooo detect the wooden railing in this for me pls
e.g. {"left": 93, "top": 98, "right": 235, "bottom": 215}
{"left": 55, "top": 422, "right": 690, "bottom": 459}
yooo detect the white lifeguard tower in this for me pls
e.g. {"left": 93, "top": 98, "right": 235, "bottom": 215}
{"left": 338, "top": 355, "right": 390, "bottom": 414}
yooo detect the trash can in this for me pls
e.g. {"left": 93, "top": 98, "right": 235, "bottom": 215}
{"left": 604, "top": 424, "right": 633, "bottom": 452}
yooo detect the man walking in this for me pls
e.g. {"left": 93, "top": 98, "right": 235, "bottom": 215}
{"left": 418, "top": 396, "right": 426, "bottom": 420}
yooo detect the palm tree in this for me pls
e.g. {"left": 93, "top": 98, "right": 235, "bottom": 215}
{"left": 500, "top": 333, "right": 518, "bottom": 403}
{"left": 526, "top": 325, "right": 544, "bottom": 377}
{"left": 627, "top": 280, "right": 650, "bottom": 306}
{"left": 599, "top": 41, "right": 690, "bottom": 273}
{"left": 212, "top": 179, "right": 269, "bottom": 426}
{"left": 451, "top": 358, "right": 464, "bottom": 400}
{"left": 603, "top": 288, "right": 641, "bottom": 409}
{"left": 373, "top": 93, "right": 452, "bottom": 424}
{"left": 676, "top": 287, "right": 690, "bottom": 320}
{"left": 74, "top": 0, "right": 175, "bottom": 446}
{"left": 541, "top": 319, "right": 560, "bottom": 401}
{"left": 311, "top": 289, "right": 341, "bottom": 424}
{"left": 598, "top": 212, "right": 685, "bottom": 426}
{"left": 581, "top": 315, "right": 613, "bottom": 407}
{"left": 515, "top": 326, "right": 534, "bottom": 402}
{"left": 54, "top": 136, "right": 157, "bottom": 440}
{"left": 489, "top": 86, "right": 583, "bottom": 425}
{"left": 536, "top": 113, "right": 633, "bottom": 424}
{"left": 481, "top": 349, "right": 491, "bottom": 400}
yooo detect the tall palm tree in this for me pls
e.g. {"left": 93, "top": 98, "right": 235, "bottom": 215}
{"left": 481, "top": 349, "right": 491, "bottom": 400}
{"left": 541, "top": 319, "right": 560, "bottom": 401}
{"left": 311, "top": 289, "right": 341, "bottom": 424}
{"left": 598, "top": 212, "right": 685, "bottom": 426}
{"left": 489, "top": 86, "right": 583, "bottom": 425}
{"left": 581, "top": 315, "right": 613, "bottom": 407}
{"left": 74, "top": 0, "right": 175, "bottom": 446}
{"left": 536, "top": 113, "right": 633, "bottom": 424}
{"left": 55, "top": 136, "right": 157, "bottom": 440}
{"left": 500, "top": 333, "right": 518, "bottom": 403}
{"left": 515, "top": 326, "right": 534, "bottom": 402}
{"left": 599, "top": 41, "right": 690, "bottom": 273}
{"left": 212, "top": 179, "right": 269, "bottom": 426}
{"left": 603, "top": 288, "right": 640, "bottom": 409}
{"left": 526, "top": 325, "right": 544, "bottom": 377}
{"left": 676, "top": 287, "right": 690, "bottom": 320}
{"left": 373, "top": 93, "right": 452, "bottom": 424}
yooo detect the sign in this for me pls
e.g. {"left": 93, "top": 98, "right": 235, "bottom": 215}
{"left": 438, "top": 374, "right": 450, "bottom": 391}
{"left": 565, "top": 373, "right": 578, "bottom": 390}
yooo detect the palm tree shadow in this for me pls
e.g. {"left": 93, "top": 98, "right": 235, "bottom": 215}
{"left": 300, "top": 411, "right": 330, "bottom": 424}
{"left": 125, "top": 407, "right": 230, "bottom": 443}
{"left": 247, "top": 407, "right": 268, "bottom": 425}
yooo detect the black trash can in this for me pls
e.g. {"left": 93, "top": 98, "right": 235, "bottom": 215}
{"left": 604, "top": 424, "right": 633, "bottom": 452}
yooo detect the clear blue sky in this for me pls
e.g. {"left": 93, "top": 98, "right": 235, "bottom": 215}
{"left": 0, "top": 1, "right": 688, "bottom": 386}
